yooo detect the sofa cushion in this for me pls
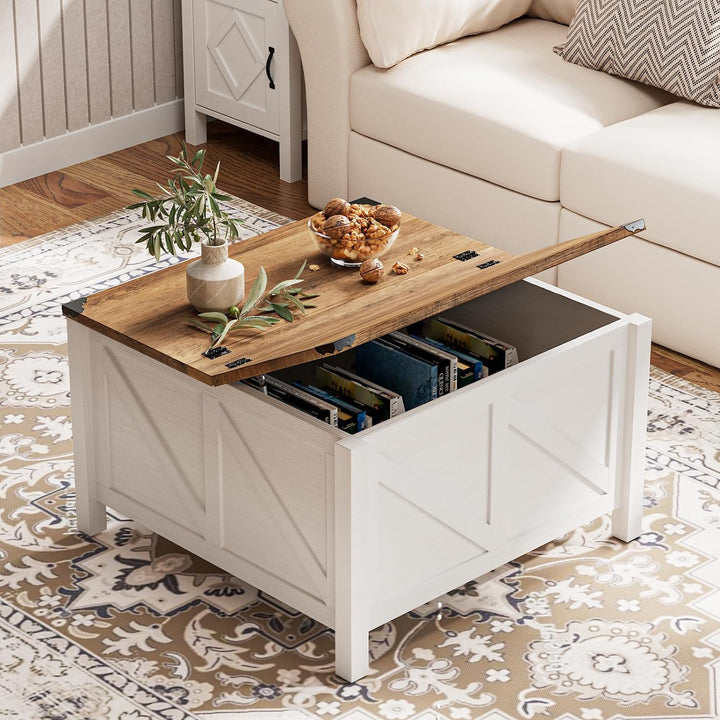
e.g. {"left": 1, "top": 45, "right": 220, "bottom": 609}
{"left": 350, "top": 19, "right": 673, "bottom": 202}
{"left": 356, "top": 0, "right": 531, "bottom": 69}
{"left": 527, "top": 0, "right": 577, "bottom": 25}
{"left": 561, "top": 102, "right": 720, "bottom": 267}
{"left": 555, "top": 0, "right": 720, "bottom": 107}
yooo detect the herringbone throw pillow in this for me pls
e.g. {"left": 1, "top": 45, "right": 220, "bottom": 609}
{"left": 555, "top": 0, "right": 720, "bottom": 107}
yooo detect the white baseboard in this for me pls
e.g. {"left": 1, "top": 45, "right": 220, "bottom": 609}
{"left": 0, "top": 100, "right": 185, "bottom": 188}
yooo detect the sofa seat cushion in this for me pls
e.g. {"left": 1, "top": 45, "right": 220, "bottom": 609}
{"left": 350, "top": 18, "right": 672, "bottom": 202}
{"left": 561, "top": 102, "right": 720, "bottom": 267}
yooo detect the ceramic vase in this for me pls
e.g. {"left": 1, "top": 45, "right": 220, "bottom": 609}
{"left": 186, "top": 241, "right": 245, "bottom": 313}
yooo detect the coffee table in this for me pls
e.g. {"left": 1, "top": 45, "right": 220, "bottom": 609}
{"left": 62, "top": 211, "right": 651, "bottom": 680}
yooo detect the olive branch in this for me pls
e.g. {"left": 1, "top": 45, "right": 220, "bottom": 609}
{"left": 128, "top": 143, "right": 243, "bottom": 260}
{"left": 187, "top": 260, "right": 318, "bottom": 350}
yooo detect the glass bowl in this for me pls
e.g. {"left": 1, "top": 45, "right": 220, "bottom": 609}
{"left": 307, "top": 213, "right": 400, "bottom": 268}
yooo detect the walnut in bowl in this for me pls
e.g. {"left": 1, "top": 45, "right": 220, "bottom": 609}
{"left": 308, "top": 199, "right": 401, "bottom": 267}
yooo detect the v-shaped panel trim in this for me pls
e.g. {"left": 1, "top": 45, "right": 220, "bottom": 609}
{"left": 500, "top": 396, "right": 610, "bottom": 495}
{"left": 216, "top": 404, "right": 328, "bottom": 598}
{"left": 103, "top": 349, "right": 205, "bottom": 528}
{"left": 208, "top": 9, "right": 265, "bottom": 101}
{"left": 374, "top": 453, "right": 491, "bottom": 550}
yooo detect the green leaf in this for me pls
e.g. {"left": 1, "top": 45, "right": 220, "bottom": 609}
{"left": 210, "top": 317, "right": 238, "bottom": 347}
{"left": 298, "top": 293, "right": 319, "bottom": 300}
{"left": 268, "top": 278, "right": 303, "bottom": 295}
{"left": 198, "top": 311, "right": 230, "bottom": 324}
{"left": 294, "top": 259, "right": 307, "bottom": 279}
{"left": 286, "top": 293, "right": 306, "bottom": 314}
{"left": 192, "top": 148, "right": 205, "bottom": 167}
{"left": 234, "top": 323, "right": 271, "bottom": 330}
{"left": 131, "top": 189, "right": 155, "bottom": 200}
{"left": 272, "top": 303, "right": 294, "bottom": 322}
{"left": 241, "top": 267, "right": 267, "bottom": 316}
{"left": 240, "top": 315, "right": 282, "bottom": 323}
{"left": 228, "top": 316, "right": 282, "bottom": 330}
{"left": 186, "top": 319, "right": 214, "bottom": 334}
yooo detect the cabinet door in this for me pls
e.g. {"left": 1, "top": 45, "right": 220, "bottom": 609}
{"left": 193, "top": 0, "right": 279, "bottom": 134}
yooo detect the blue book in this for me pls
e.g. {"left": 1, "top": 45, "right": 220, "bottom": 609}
{"left": 410, "top": 334, "right": 486, "bottom": 384}
{"left": 293, "top": 382, "right": 368, "bottom": 433}
{"left": 355, "top": 338, "right": 438, "bottom": 410}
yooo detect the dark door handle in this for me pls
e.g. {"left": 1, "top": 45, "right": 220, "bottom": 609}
{"left": 266, "top": 46, "right": 275, "bottom": 89}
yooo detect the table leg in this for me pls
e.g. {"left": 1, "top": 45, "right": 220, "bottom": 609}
{"left": 335, "top": 442, "right": 371, "bottom": 681}
{"left": 335, "top": 620, "right": 370, "bottom": 682}
{"left": 612, "top": 314, "right": 651, "bottom": 542}
{"left": 67, "top": 321, "right": 107, "bottom": 536}
{"left": 184, "top": 109, "right": 207, "bottom": 147}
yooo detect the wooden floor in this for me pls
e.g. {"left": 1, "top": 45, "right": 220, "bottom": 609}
{"left": 1, "top": 121, "right": 719, "bottom": 393}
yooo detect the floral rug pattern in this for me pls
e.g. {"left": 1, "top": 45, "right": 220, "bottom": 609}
{"left": 0, "top": 203, "right": 719, "bottom": 720}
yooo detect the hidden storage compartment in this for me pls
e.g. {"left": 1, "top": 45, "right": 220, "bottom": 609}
{"left": 238, "top": 279, "right": 621, "bottom": 431}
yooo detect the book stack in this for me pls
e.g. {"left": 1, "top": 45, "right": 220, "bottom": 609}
{"left": 243, "top": 316, "right": 518, "bottom": 431}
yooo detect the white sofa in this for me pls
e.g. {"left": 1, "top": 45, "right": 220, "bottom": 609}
{"left": 284, "top": 0, "right": 720, "bottom": 368}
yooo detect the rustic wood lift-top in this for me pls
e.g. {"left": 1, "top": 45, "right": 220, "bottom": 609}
{"left": 61, "top": 212, "right": 645, "bottom": 384}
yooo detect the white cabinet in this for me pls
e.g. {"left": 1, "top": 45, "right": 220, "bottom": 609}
{"left": 66, "top": 278, "right": 650, "bottom": 682}
{"left": 181, "top": 0, "right": 303, "bottom": 182}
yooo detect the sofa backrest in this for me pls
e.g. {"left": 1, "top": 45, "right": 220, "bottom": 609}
{"left": 527, "top": 0, "right": 577, "bottom": 25}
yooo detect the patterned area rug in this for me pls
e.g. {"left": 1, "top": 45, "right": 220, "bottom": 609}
{"left": 1, "top": 202, "right": 719, "bottom": 720}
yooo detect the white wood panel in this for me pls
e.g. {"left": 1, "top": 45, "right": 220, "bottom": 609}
{"left": 14, "top": 0, "right": 44, "bottom": 144}
{"left": 0, "top": 99, "right": 184, "bottom": 187}
{"left": 3, "top": 0, "right": 183, "bottom": 164}
{"left": 108, "top": 0, "right": 133, "bottom": 117}
{"left": 98, "top": 343, "right": 207, "bottom": 524}
{"left": 85, "top": 0, "right": 111, "bottom": 123}
{"left": 129, "top": 0, "right": 155, "bottom": 110}
{"left": 215, "top": 385, "right": 337, "bottom": 603}
{"left": 152, "top": 0, "right": 177, "bottom": 104}
{"left": 38, "top": 0, "right": 66, "bottom": 139}
{"left": 194, "top": 0, "right": 279, "bottom": 134}
{"left": 61, "top": 0, "right": 89, "bottom": 131}
{"left": 0, "top": 0, "right": 21, "bottom": 151}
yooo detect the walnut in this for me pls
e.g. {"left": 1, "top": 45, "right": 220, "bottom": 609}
{"left": 392, "top": 261, "right": 409, "bottom": 275}
{"left": 324, "top": 197, "right": 351, "bottom": 217}
{"left": 373, "top": 204, "right": 402, "bottom": 228}
{"left": 359, "top": 258, "right": 384, "bottom": 283}
{"left": 323, "top": 214, "right": 352, "bottom": 239}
